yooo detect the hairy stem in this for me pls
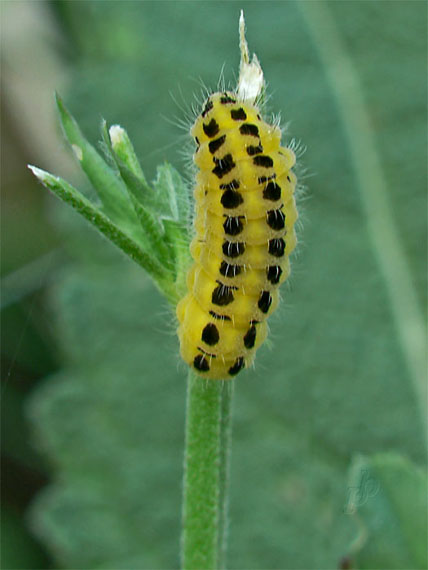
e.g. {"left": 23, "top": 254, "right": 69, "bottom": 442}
{"left": 181, "top": 371, "right": 234, "bottom": 570}
{"left": 218, "top": 380, "right": 234, "bottom": 570}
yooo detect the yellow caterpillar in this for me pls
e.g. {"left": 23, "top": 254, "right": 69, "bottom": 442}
{"left": 176, "top": 91, "right": 298, "bottom": 379}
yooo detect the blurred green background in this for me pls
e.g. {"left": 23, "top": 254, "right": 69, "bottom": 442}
{"left": 1, "top": 1, "right": 426, "bottom": 569}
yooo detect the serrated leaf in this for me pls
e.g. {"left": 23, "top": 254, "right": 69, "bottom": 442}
{"left": 344, "top": 454, "right": 427, "bottom": 569}
{"left": 153, "top": 163, "right": 191, "bottom": 227}
{"left": 128, "top": 194, "right": 175, "bottom": 269}
{"left": 101, "top": 122, "right": 179, "bottom": 270}
{"left": 101, "top": 118, "right": 191, "bottom": 233}
{"left": 28, "top": 166, "right": 174, "bottom": 299}
{"left": 162, "top": 218, "right": 192, "bottom": 300}
{"left": 98, "top": 120, "right": 174, "bottom": 267}
{"left": 55, "top": 94, "right": 138, "bottom": 231}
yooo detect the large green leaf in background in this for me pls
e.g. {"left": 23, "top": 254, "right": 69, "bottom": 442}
{"left": 344, "top": 453, "right": 427, "bottom": 569}
{"left": 27, "top": 2, "right": 426, "bottom": 569}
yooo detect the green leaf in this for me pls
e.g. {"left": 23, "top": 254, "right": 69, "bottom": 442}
{"left": 104, "top": 121, "right": 190, "bottom": 277}
{"left": 32, "top": 96, "right": 191, "bottom": 301}
{"left": 100, "top": 117, "right": 191, "bottom": 234}
{"left": 55, "top": 94, "right": 139, "bottom": 232}
{"left": 109, "top": 123, "right": 148, "bottom": 187}
{"left": 152, "top": 163, "right": 192, "bottom": 295}
{"left": 152, "top": 163, "right": 191, "bottom": 227}
{"left": 344, "top": 454, "right": 427, "bottom": 569}
{"left": 28, "top": 166, "right": 174, "bottom": 297}
{"left": 98, "top": 121, "right": 176, "bottom": 269}
{"left": 99, "top": 119, "right": 152, "bottom": 206}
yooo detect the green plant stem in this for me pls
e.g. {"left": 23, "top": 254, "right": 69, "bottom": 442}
{"left": 181, "top": 371, "right": 234, "bottom": 570}
{"left": 218, "top": 380, "right": 234, "bottom": 570}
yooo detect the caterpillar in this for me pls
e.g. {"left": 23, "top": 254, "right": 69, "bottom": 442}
{"left": 176, "top": 90, "right": 298, "bottom": 380}
{"left": 176, "top": 14, "right": 298, "bottom": 380}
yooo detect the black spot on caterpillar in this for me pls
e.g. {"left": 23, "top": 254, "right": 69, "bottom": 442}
{"left": 222, "top": 241, "right": 245, "bottom": 258}
{"left": 239, "top": 123, "right": 259, "bottom": 137}
{"left": 212, "top": 154, "right": 236, "bottom": 178}
{"left": 228, "top": 356, "right": 245, "bottom": 375}
{"left": 209, "top": 135, "right": 226, "bottom": 154}
{"left": 201, "top": 323, "right": 220, "bottom": 346}
{"left": 221, "top": 94, "right": 237, "bottom": 104}
{"left": 221, "top": 189, "right": 244, "bottom": 209}
{"left": 263, "top": 181, "right": 281, "bottom": 201}
{"left": 266, "top": 208, "right": 286, "bottom": 230}
{"left": 253, "top": 155, "right": 274, "bottom": 168}
{"left": 266, "top": 265, "right": 283, "bottom": 284}
{"left": 258, "top": 291, "right": 272, "bottom": 313}
{"left": 243, "top": 325, "right": 257, "bottom": 349}
{"left": 219, "top": 261, "right": 242, "bottom": 278}
{"left": 258, "top": 174, "right": 276, "bottom": 184}
{"left": 209, "top": 310, "right": 231, "bottom": 321}
{"left": 230, "top": 108, "right": 247, "bottom": 120}
{"left": 211, "top": 282, "right": 235, "bottom": 306}
{"left": 220, "top": 179, "right": 240, "bottom": 191}
{"left": 268, "top": 238, "right": 286, "bottom": 257}
{"left": 201, "top": 99, "right": 214, "bottom": 118}
{"left": 246, "top": 144, "right": 264, "bottom": 156}
{"left": 193, "top": 354, "right": 210, "bottom": 372}
{"left": 203, "top": 118, "right": 220, "bottom": 137}
{"left": 223, "top": 215, "right": 244, "bottom": 236}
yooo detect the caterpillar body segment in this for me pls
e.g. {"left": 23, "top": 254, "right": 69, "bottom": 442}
{"left": 190, "top": 241, "right": 292, "bottom": 292}
{"left": 177, "top": 92, "right": 297, "bottom": 379}
{"left": 178, "top": 295, "right": 268, "bottom": 357}
{"left": 193, "top": 204, "right": 298, "bottom": 246}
